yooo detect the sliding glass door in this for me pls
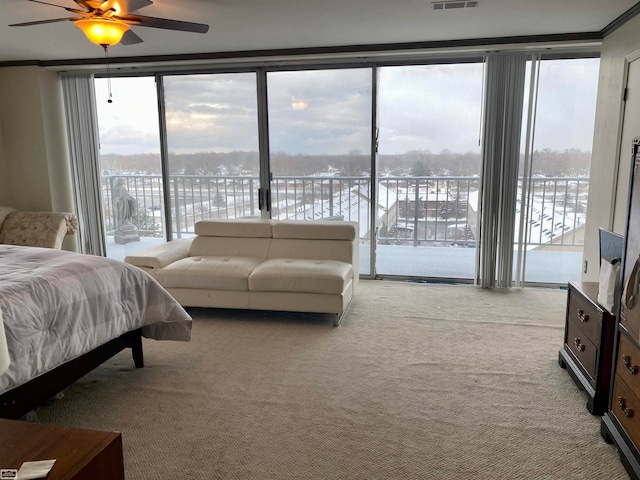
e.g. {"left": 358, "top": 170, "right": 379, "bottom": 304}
{"left": 517, "top": 58, "right": 599, "bottom": 284}
{"left": 376, "top": 63, "right": 484, "bottom": 279}
{"left": 95, "top": 76, "right": 164, "bottom": 261}
{"left": 162, "top": 73, "right": 261, "bottom": 237}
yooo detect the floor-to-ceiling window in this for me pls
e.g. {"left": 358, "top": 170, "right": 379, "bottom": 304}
{"left": 90, "top": 52, "right": 599, "bottom": 284}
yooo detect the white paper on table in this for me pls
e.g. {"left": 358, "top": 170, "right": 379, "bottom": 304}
{"left": 16, "top": 459, "right": 56, "bottom": 480}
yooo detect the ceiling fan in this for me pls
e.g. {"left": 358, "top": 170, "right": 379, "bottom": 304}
{"left": 9, "top": 0, "right": 209, "bottom": 47}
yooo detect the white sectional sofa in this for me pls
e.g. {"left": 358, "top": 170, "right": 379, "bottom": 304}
{"left": 124, "top": 218, "right": 359, "bottom": 326}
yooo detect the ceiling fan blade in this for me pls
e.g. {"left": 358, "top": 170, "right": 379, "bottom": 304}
{"left": 116, "top": 14, "right": 209, "bottom": 34}
{"left": 119, "top": 29, "right": 144, "bottom": 45}
{"left": 9, "top": 17, "right": 79, "bottom": 27}
{"left": 28, "top": 0, "right": 87, "bottom": 15}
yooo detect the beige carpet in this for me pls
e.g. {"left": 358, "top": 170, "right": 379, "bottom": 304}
{"left": 36, "top": 280, "right": 629, "bottom": 479}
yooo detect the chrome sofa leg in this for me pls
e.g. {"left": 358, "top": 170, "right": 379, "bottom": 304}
{"left": 334, "top": 300, "right": 352, "bottom": 327}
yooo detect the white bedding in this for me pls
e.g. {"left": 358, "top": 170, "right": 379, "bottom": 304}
{"left": 0, "top": 245, "right": 192, "bottom": 393}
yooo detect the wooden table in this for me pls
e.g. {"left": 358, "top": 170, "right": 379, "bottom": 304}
{"left": 0, "top": 419, "right": 124, "bottom": 480}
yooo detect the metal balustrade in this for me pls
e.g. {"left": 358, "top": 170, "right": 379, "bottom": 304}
{"left": 102, "top": 174, "right": 588, "bottom": 248}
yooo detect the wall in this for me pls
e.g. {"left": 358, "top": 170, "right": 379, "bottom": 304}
{"left": 0, "top": 66, "right": 77, "bottom": 250}
{"left": 582, "top": 14, "right": 640, "bottom": 281}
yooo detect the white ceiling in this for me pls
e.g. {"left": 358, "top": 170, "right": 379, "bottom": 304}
{"left": 0, "top": 0, "right": 638, "bottom": 64}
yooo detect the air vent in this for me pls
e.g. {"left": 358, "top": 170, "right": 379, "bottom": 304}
{"left": 433, "top": 1, "right": 478, "bottom": 10}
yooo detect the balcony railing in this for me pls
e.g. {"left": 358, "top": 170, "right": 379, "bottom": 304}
{"left": 102, "top": 174, "right": 588, "bottom": 248}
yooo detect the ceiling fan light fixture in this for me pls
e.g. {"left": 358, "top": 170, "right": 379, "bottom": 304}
{"left": 74, "top": 18, "right": 130, "bottom": 46}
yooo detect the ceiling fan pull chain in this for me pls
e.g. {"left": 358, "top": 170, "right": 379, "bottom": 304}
{"left": 102, "top": 44, "right": 113, "bottom": 104}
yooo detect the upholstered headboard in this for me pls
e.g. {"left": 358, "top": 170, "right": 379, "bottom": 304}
{"left": 0, "top": 208, "right": 79, "bottom": 249}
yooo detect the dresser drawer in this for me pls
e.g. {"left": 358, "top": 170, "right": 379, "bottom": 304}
{"left": 621, "top": 304, "right": 640, "bottom": 346}
{"left": 612, "top": 374, "right": 640, "bottom": 448}
{"left": 568, "top": 287, "right": 601, "bottom": 344}
{"left": 566, "top": 318, "right": 597, "bottom": 380}
{"left": 617, "top": 334, "right": 640, "bottom": 392}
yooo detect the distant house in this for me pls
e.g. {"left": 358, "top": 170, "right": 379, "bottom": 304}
{"left": 467, "top": 189, "right": 585, "bottom": 250}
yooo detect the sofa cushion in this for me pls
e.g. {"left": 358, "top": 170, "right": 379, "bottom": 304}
{"left": 125, "top": 238, "right": 192, "bottom": 269}
{"left": 272, "top": 220, "right": 357, "bottom": 240}
{"left": 195, "top": 219, "right": 274, "bottom": 238}
{"left": 157, "top": 256, "right": 264, "bottom": 291}
{"left": 249, "top": 259, "right": 353, "bottom": 295}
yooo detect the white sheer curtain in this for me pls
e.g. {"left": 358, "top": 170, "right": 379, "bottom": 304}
{"left": 477, "top": 54, "right": 527, "bottom": 288}
{"left": 62, "top": 75, "right": 106, "bottom": 256}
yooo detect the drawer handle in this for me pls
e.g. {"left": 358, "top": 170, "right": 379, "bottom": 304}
{"left": 577, "top": 309, "right": 589, "bottom": 322}
{"left": 618, "top": 397, "right": 634, "bottom": 418}
{"left": 574, "top": 338, "right": 585, "bottom": 352}
{"left": 623, "top": 355, "right": 639, "bottom": 375}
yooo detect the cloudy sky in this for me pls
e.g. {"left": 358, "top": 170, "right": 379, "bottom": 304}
{"left": 95, "top": 57, "right": 599, "bottom": 157}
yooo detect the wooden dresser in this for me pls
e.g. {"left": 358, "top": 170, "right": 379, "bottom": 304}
{"left": 602, "top": 138, "right": 640, "bottom": 480}
{"left": 558, "top": 281, "right": 616, "bottom": 415}
{"left": 602, "top": 304, "right": 640, "bottom": 480}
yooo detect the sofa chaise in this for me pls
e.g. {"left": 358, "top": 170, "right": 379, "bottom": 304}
{"left": 124, "top": 218, "right": 359, "bottom": 326}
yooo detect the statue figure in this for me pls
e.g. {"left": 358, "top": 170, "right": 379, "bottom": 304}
{"left": 113, "top": 179, "right": 137, "bottom": 226}
{"left": 112, "top": 179, "right": 140, "bottom": 244}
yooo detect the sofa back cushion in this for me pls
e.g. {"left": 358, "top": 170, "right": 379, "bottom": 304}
{"left": 195, "top": 219, "right": 274, "bottom": 238}
{"left": 268, "top": 220, "right": 358, "bottom": 270}
{"left": 272, "top": 220, "right": 357, "bottom": 241}
{"left": 190, "top": 236, "right": 272, "bottom": 259}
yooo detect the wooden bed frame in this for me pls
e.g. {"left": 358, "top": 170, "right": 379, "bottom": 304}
{"left": 0, "top": 328, "right": 144, "bottom": 420}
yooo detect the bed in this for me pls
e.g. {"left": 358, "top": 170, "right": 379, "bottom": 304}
{"left": 0, "top": 245, "right": 192, "bottom": 419}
